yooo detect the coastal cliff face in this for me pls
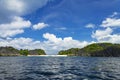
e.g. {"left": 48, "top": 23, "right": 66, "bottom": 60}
{"left": 0, "top": 47, "right": 20, "bottom": 56}
{"left": 58, "top": 43, "right": 120, "bottom": 57}
{"left": 0, "top": 47, "right": 46, "bottom": 56}
{"left": 29, "top": 49, "right": 46, "bottom": 55}
{"left": 90, "top": 46, "right": 120, "bottom": 57}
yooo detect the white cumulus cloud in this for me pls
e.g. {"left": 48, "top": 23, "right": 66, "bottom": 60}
{"left": 0, "top": 37, "right": 43, "bottom": 50}
{"left": 33, "top": 23, "right": 48, "bottom": 30}
{"left": 92, "top": 28, "right": 113, "bottom": 41}
{"left": 0, "top": 0, "right": 50, "bottom": 23}
{"left": 101, "top": 18, "right": 120, "bottom": 27}
{"left": 85, "top": 23, "right": 95, "bottom": 28}
{"left": 101, "top": 12, "right": 120, "bottom": 28}
{"left": 92, "top": 26, "right": 120, "bottom": 43}
{"left": 43, "top": 33, "right": 89, "bottom": 54}
{"left": 0, "top": 16, "right": 31, "bottom": 38}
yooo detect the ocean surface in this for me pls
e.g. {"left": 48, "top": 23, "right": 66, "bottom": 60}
{"left": 0, "top": 57, "right": 119, "bottom": 80}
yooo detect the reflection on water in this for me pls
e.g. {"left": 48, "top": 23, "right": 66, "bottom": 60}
{"left": 0, "top": 57, "right": 119, "bottom": 80}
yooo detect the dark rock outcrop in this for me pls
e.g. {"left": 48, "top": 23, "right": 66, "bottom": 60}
{"left": 91, "top": 46, "right": 120, "bottom": 57}
{"left": 0, "top": 46, "right": 46, "bottom": 56}
{"left": 29, "top": 49, "right": 46, "bottom": 55}
{"left": 0, "top": 46, "right": 20, "bottom": 56}
{"left": 58, "top": 43, "right": 120, "bottom": 57}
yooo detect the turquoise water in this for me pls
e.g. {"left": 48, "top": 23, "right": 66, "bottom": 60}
{"left": 0, "top": 57, "right": 119, "bottom": 80}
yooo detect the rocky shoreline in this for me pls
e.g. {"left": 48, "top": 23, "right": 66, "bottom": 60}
{"left": 58, "top": 43, "right": 120, "bottom": 57}
{"left": 0, "top": 46, "right": 46, "bottom": 56}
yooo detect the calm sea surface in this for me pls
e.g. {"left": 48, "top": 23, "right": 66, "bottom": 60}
{"left": 0, "top": 57, "right": 119, "bottom": 80}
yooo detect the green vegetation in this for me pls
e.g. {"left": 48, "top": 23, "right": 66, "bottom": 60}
{"left": 0, "top": 46, "right": 46, "bottom": 56}
{"left": 19, "top": 49, "right": 29, "bottom": 56}
{"left": 58, "top": 48, "right": 79, "bottom": 56}
{"left": 0, "top": 46, "right": 20, "bottom": 56}
{"left": 58, "top": 43, "right": 120, "bottom": 57}
{"left": 82, "top": 43, "right": 113, "bottom": 53}
{"left": 83, "top": 43, "right": 104, "bottom": 53}
{"left": 35, "top": 49, "right": 46, "bottom": 55}
{"left": 29, "top": 49, "right": 46, "bottom": 55}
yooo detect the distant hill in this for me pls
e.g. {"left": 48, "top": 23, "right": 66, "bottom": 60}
{"left": 0, "top": 46, "right": 46, "bottom": 56}
{"left": 0, "top": 47, "right": 20, "bottom": 56}
{"left": 58, "top": 48, "right": 79, "bottom": 56}
{"left": 29, "top": 49, "right": 46, "bottom": 55}
{"left": 58, "top": 43, "right": 120, "bottom": 57}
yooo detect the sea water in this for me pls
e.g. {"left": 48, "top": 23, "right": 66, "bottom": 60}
{"left": 0, "top": 57, "right": 119, "bottom": 80}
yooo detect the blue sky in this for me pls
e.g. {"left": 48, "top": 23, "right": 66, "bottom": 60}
{"left": 0, "top": 0, "right": 120, "bottom": 54}
{"left": 23, "top": 0, "right": 120, "bottom": 41}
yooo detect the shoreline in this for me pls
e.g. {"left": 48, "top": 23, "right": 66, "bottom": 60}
{"left": 27, "top": 55, "right": 68, "bottom": 57}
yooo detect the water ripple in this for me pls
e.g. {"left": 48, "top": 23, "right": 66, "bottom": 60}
{"left": 0, "top": 57, "right": 119, "bottom": 80}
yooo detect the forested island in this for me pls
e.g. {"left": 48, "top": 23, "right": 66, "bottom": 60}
{"left": 0, "top": 46, "right": 46, "bottom": 56}
{"left": 0, "top": 43, "right": 120, "bottom": 57}
{"left": 58, "top": 43, "right": 120, "bottom": 57}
